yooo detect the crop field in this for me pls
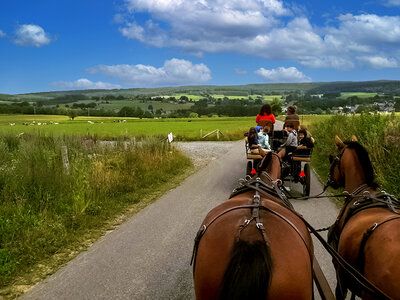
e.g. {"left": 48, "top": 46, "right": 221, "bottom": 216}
{"left": 1, "top": 115, "right": 255, "bottom": 140}
{"left": 57, "top": 100, "right": 193, "bottom": 112}
{"left": 168, "top": 94, "right": 282, "bottom": 101}
{"left": 340, "top": 92, "right": 377, "bottom": 99}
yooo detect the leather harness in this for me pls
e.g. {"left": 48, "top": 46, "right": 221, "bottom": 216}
{"left": 190, "top": 174, "right": 313, "bottom": 279}
{"left": 327, "top": 147, "right": 400, "bottom": 299}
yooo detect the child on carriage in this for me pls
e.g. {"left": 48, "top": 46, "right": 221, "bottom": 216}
{"left": 248, "top": 127, "right": 267, "bottom": 157}
{"left": 278, "top": 123, "right": 298, "bottom": 160}
{"left": 258, "top": 126, "right": 271, "bottom": 150}
{"left": 298, "top": 129, "right": 314, "bottom": 149}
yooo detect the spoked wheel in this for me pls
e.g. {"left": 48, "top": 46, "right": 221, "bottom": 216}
{"left": 246, "top": 161, "right": 253, "bottom": 176}
{"left": 302, "top": 163, "right": 311, "bottom": 197}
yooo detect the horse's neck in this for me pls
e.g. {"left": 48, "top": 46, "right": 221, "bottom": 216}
{"left": 342, "top": 149, "right": 367, "bottom": 193}
{"left": 262, "top": 156, "right": 281, "bottom": 181}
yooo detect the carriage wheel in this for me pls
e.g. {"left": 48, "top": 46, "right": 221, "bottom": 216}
{"left": 246, "top": 161, "right": 253, "bottom": 176}
{"left": 302, "top": 163, "right": 311, "bottom": 197}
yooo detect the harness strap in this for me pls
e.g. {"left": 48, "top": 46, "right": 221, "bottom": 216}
{"left": 190, "top": 204, "right": 259, "bottom": 268}
{"left": 297, "top": 214, "right": 392, "bottom": 300}
{"left": 356, "top": 216, "right": 400, "bottom": 275}
{"left": 191, "top": 202, "right": 314, "bottom": 280}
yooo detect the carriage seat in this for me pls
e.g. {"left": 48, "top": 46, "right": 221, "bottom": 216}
{"left": 256, "top": 119, "right": 274, "bottom": 132}
{"left": 245, "top": 137, "right": 270, "bottom": 159}
{"left": 291, "top": 146, "right": 312, "bottom": 162}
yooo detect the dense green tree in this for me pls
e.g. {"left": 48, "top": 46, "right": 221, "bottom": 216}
{"left": 67, "top": 110, "right": 78, "bottom": 120}
{"left": 271, "top": 98, "right": 282, "bottom": 116}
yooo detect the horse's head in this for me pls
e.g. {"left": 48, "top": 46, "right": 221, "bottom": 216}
{"left": 328, "top": 135, "right": 376, "bottom": 191}
{"left": 258, "top": 151, "right": 282, "bottom": 183}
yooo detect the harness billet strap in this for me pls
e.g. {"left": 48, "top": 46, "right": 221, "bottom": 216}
{"left": 191, "top": 185, "right": 313, "bottom": 277}
{"left": 356, "top": 215, "right": 400, "bottom": 274}
{"left": 297, "top": 213, "right": 392, "bottom": 300}
{"left": 190, "top": 204, "right": 259, "bottom": 268}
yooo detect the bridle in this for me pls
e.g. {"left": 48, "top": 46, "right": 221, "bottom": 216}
{"left": 326, "top": 147, "right": 346, "bottom": 189}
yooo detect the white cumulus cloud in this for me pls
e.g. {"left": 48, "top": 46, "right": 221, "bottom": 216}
{"left": 254, "top": 67, "right": 311, "bottom": 83}
{"left": 14, "top": 24, "right": 52, "bottom": 47}
{"left": 234, "top": 68, "right": 248, "bottom": 75}
{"left": 0, "top": 29, "right": 5, "bottom": 37}
{"left": 86, "top": 58, "right": 211, "bottom": 87}
{"left": 119, "top": 0, "right": 400, "bottom": 70}
{"left": 50, "top": 79, "right": 122, "bottom": 90}
{"left": 357, "top": 56, "right": 399, "bottom": 68}
{"left": 383, "top": 0, "right": 400, "bottom": 6}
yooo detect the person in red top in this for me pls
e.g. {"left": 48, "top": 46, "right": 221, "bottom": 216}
{"left": 256, "top": 104, "right": 276, "bottom": 126}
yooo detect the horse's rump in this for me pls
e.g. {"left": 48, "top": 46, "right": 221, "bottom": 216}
{"left": 193, "top": 197, "right": 314, "bottom": 300}
{"left": 337, "top": 208, "right": 400, "bottom": 299}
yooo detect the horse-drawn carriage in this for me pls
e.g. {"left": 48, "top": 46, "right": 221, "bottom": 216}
{"left": 245, "top": 121, "right": 313, "bottom": 196}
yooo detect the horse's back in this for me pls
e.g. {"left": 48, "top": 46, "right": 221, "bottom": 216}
{"left": 194, "top": 196, "right": 313, "bottom": 300}
{"left": 338, "top": 208, "right": 400, "bottom": 299}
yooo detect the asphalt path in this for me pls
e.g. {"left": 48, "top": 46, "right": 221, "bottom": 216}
{"left": 23, "top": 124, "right": 341, "bottom": 300}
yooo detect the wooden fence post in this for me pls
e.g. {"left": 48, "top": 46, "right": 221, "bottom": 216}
{"left": 61, "top": 146, "right": 70, "bottom": 175}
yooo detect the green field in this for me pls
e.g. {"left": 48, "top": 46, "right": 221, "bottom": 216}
{"left": 340, "top": 92, "right": 377, "bottom": 99}
{"left": 168, "top": 94, "right": 282, "bottom": 101}
{"left": 65, "top": 99, "right": 193, "bottom": 112}
{"left": 0, "top": 115, "right": 255, "bottom": 140}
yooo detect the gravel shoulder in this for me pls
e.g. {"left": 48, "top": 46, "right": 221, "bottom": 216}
{"left": 174, "top": 141, "right": 239, "bottom": 169}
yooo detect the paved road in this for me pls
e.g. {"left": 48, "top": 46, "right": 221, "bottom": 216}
{"left": 23, "top": 127, "right": 341, "bottom": 300}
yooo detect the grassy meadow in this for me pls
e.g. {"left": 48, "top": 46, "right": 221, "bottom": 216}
{"left": 0, "top": 133, "right": 192, "bottom": 294}
{"left": 340, "top": 92, "right": 377, "bottom": 99}
{"left": 1, "top": 115, "right": 255, "bottom": 141}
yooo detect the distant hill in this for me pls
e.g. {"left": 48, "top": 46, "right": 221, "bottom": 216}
{"left": 3, "top": 80, "right": 400, "bottom": 99}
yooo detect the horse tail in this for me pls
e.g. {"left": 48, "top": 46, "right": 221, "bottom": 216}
{"left": 219, "top": 239, "right": 273, "bottom": 300}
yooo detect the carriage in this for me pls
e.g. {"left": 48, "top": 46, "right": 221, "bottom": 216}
{"left": 245, "top": 120, "right": 313, "bottom": 197}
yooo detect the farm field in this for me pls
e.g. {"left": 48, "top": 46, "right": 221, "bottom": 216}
{"left": 1, "top": 114, "right": 255, "bottom": 140}
{"left": 65, "top": 99, "right": 193, "bottom": 112}
{"left": 340, "top": 92, "right": 377, "bottom": 98}
{"left": 159, "top": 94, "right": 282, "bottom": 101}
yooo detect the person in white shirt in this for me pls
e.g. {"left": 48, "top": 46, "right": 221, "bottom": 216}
{"left": 258, "top": 126, "right": 271, "bottom": 150}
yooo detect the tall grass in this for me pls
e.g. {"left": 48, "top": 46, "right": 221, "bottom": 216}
{"left": 0, "top": 133, "right": 192, "bottom": 288}
{"left": 309, "top": 113, "right": 400, "bottom": 198}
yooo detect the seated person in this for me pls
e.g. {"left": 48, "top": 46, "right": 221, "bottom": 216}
{"left": 278, "top": 123, "right": 298, "bottom": 160}
{"left": 284, "top": 106, "right": 299, "bottom": 130}
{"left": 298, "top": 129, "right": 314, "bottom": 149}
{"left": 258, "top": 126, "right": 271, "bottom": 150}
{"left": 293, "top": 128, "right": 314, "bottom": 156}
{"left": 256, "top": 104, "right": 276, "bottom": 126}
{"left": 248, "top": 127, "right": 267, "bottom": 157}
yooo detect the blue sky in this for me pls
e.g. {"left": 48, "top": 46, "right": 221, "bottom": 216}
{"left": 1, "top": 0, "right": 400, "bottom": 94}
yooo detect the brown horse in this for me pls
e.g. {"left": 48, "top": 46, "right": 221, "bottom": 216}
{"left": 192, "top": 152, "right": 314, "bottom": 300}
{"left": 328, "top": 136, "right": 400, "bottom": 300}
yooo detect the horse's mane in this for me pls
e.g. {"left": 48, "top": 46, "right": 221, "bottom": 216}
{"left": 344, "top": 141, "right": 377, "bottom": 188}
{"left": 258, "top": 151, "right": 273, "bottom": 172}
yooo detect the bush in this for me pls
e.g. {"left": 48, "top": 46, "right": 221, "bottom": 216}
{"left": 310, "top": 113, "right": 400, "bottom": 198}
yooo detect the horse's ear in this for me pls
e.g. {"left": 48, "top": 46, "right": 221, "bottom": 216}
{"left": 335, "top": 135, "right": 345, "bottom": 148}
{"left": 352, "top": 135, "right": 358, "bottom": 142}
